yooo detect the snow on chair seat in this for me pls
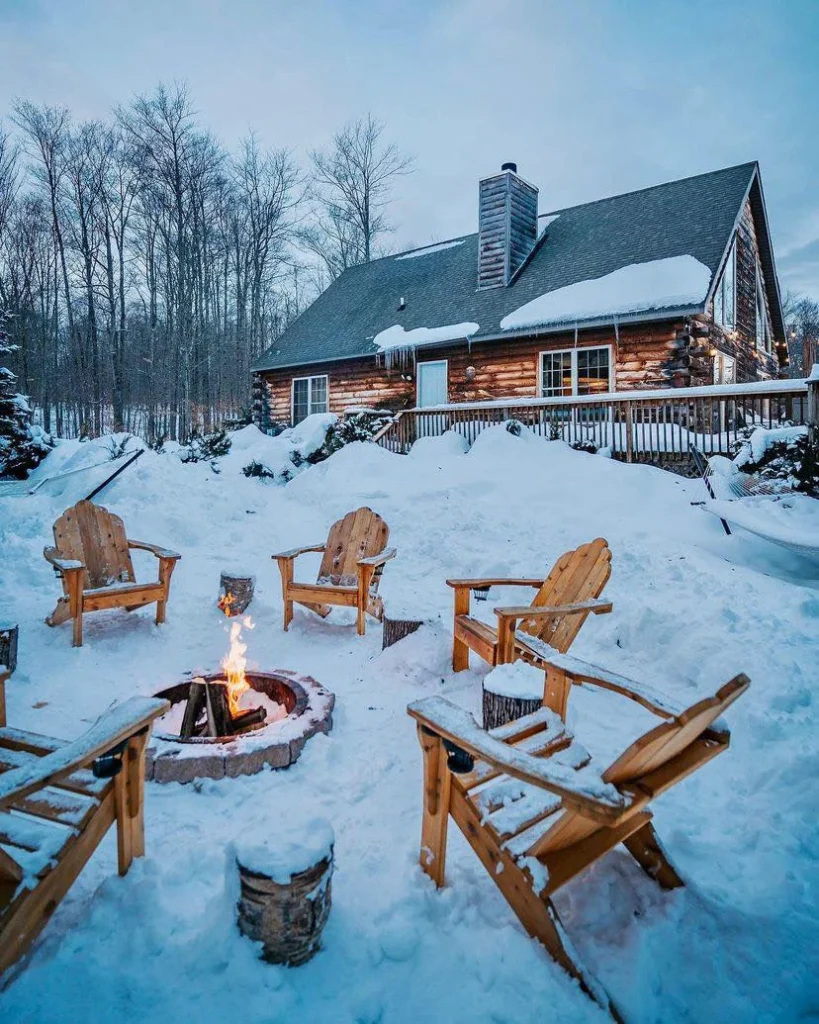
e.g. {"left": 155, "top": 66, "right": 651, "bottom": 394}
{"left": 0, "top": 696, "right": 168, "bottom": 982}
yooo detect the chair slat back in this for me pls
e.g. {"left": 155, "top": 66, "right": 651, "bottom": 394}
{"left": 52, "top": 500, "right": 135, "bottom": 589}
{"left": 318, "top": 508, "right": 389, "bottom": 587}
{"left": 602, "top": 675, "right": 749, "bottom": 785}
{"left": 524, "top": 675, "right": 749, "bottom": 858}
{"left": 518, "top": 538, "right": 611, "bottom": 652}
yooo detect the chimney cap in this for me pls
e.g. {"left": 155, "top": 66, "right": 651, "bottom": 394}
{"left": 501, "top": 161, "right": 517, "bottom": 173}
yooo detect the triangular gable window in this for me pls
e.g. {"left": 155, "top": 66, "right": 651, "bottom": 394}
{"left": 713, "top": 237, "right": 736, "bottom": 330}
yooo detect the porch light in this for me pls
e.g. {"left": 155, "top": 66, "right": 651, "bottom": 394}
{"left": 465, "top": 365, "right": 477, "bottom": 381}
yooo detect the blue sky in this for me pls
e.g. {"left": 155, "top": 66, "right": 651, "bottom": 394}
{"left": 1, "top": 0, "right": 817, "bottom": 297}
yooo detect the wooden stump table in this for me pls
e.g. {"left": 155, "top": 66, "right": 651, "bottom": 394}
{"left": 482, "top": 661, "right": 546, "bottom": 730}
{"left": 219, "top": 572, "right": 255, "bottom": 616}
{"left": 235, "top": 819, "right": 334, "bottom": 966}
{"left": 382, "top": 614, "right": 425, "bottom": 650}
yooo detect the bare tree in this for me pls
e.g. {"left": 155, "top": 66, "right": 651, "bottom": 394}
{"left": 305, "top": 114, "right": 412, "bottom": 276}
{"left": 786, "top": 295, "right": 819, "bottom": 376}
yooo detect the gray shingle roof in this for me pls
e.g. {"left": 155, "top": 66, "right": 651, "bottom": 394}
{"left": 254, "top": 162, "right": 763, "bottom": 372}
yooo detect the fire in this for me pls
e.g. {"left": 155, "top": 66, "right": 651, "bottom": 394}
{"left": 221, "top": 616, "right": 253, "bottom": 716}
{"left": 218, "top": 590, "right": 236, "bottom": 616}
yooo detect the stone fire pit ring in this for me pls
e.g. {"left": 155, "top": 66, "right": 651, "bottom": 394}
{"left": 147, "top": 669, "right": 334, "bottom": 784}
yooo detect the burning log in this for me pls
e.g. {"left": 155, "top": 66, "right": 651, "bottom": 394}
{"left": 231, "top": 706, "right": 267, "bottom": 733}
{"left": 205, "top": 681, "right": 234, "bottom": 737}
{"left": 180, "top": 678, "right": 206, "bottom": 739}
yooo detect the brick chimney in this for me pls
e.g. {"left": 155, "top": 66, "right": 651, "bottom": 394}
{"left": 478, "top": 163, "right": 539, "bottom": 289}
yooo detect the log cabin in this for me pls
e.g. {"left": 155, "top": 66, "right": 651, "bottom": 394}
{"left": 253, "top": 161, "right": 788, "bottom": 427}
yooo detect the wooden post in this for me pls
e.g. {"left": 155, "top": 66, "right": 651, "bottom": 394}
{"left": 624, "top": 401, "right": 634, "bottom": 463}
{"left": 0, "top": 624, "right": 18, "bottom": 675}
{"left": 807, "top": 365, "right": 819, "bottom": 449}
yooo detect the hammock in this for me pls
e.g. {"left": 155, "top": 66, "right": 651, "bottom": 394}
{"left": 702, "top": 496, "right": 819, "bottom": 559}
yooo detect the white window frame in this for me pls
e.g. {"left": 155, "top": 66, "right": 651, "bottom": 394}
{"left": 416, "top": 359, "right": 448, "bottom": 407}
{"left": 538, "top": 345, "right": 614, "bottom": 398}
{"left": 291, "top": 374, "right": 329, "bottom": 424}
{"left": 713, "top": 237, "right": 737, "bottom": 330}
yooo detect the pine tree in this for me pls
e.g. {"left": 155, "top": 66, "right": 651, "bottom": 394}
{"left": 0, "top": 319, "right": 51, "bottom": 479}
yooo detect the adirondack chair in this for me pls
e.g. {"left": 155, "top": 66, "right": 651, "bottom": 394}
{"left": 44, "top": 499, "right": 181, "bottom": 647}
{"left": 273, "top": 507, "right": 396, "bottom": 636}
{"left": 407, "top": 666, "right": 749, "bottom": 1021}
{"left": 447, "top": 538, "right": 613, "bottom": 674}
{"left": 0, "top": 695, "right": 169, "bottom": 981}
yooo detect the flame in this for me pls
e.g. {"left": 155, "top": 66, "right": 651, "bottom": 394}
{"left": 218, "top": 590, "right": 236, "bottom": 616}
{"left": 221, "top": 616, "right": 254, "bottom": 716}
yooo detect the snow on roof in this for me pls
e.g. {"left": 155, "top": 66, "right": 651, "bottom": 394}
{"left": 500, "top": 254, "right": 712, "bottom": 331}
{"left": 394, "top": 239, "right": 466, "bottom": 260}
{"left": 372, "top": 322, "right": 479, "bottom": 353}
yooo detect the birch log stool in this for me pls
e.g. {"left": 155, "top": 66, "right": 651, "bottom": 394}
{"left": 218, "top": 572, "right": 255, "bottom": 616}
{"left": 482, "top": 661, "right": 545, "bottom": 730}
{"left": 235, "top": 819, "right": 334, "bottom": 965}
{"left": 0, "top": 624, "right": 18, "bottom": 675}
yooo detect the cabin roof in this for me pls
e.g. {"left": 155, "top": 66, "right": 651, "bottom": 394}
{"left": 254, "top": 161, "right": 785, "bottom": 372}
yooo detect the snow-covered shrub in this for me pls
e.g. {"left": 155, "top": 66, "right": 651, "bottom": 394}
{"left": 734, "top": 427, "right": 818, "bottom": 497}
{"left": 242, "top": 459, "right": 277, "bottom": 481}
{"left": 104, "top": 434, "right": 134, "bottom": 460}
{"left": 147, "top": 434, "right": 167, "bottom": 454}
{"left": 308, "top": 410, "right": 393, "bottom": 463}
{"left": 504, "top": 418, "right": 523, "bottom": 436}
{"left": 570, "top": 439, "right": 599, "bottom": 455}
{"left": 180, "top": 429, "right": 231, "bottom": 465}
{"left": 0, "top": 327, "right": 52, "bottom": 479}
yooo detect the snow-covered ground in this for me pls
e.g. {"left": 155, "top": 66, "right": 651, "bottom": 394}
{"left": 1, "top": 427, "right": 818, "bottom": 1023}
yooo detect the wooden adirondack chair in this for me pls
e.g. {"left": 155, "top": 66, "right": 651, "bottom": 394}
{"left": 407, "top": 664, "right": 749, "bottom": 1021}
{"left": 447, "top": 537, "right": 613, "bottom": 673}
{"left": 273, "top": 507, "right": 396, "bottom": 636}
{"left": 0, "top": 695, "right": 169, "bottom": 981}
{"left": 44, "top": 500, "right": 181, "bottom": 647}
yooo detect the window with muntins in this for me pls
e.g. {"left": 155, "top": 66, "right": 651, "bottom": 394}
{"left": 713, "top": 238, "right": 736, "bottom": 330}
{"left": 292, "top": 375, "right": 328, "bottom": 423}
{"left": 540, "top": 346, "right": 611, "bottom": 397}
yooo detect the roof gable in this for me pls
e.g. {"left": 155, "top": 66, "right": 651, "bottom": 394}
{"left": 255, "top": 162, "right": 771, "bottom": 372}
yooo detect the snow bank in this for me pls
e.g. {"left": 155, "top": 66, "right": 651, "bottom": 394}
{"left": 705, "top": 494, "right": 819, "bottom": 556}
{"left": 1, "top": 409, "right": 818, "bottom": 1023}
{"left": 734, "top": 425, "right": 808, "bottom": 467}
{"left": 500, "top": 254, "right": 711, "bottom": 330}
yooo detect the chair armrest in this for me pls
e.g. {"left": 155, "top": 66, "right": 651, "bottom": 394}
{"left": 0, "top": 696, "right": 169, "bottom": 809}
{"left": 407, "top": 696, "right": 626, "bottom": 823}
{"left": 494, "top": 599, "right": 613, "bottom": 620}
{"left": 446, "top": 577, "right": 545, "bottom": 589}
{"left": 272, "top": 544, "right": 326, "bottom": 561}
{"left": 358, "top": 547, "right": 397, "bottom": 568}
{"left": 514, "top": 638, "right": 684, "bottom": 720}
{"left": 43, "top": 546, "right": 85, "bottom": 574}
{"left": 128, "top": 539, "right": 181, "bottom": 560}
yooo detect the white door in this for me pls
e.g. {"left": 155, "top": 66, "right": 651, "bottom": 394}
{"left": 417, "top": 360, "right": 448, "bottom": 407}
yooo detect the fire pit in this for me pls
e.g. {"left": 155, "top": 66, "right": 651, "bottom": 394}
{"left": 146, "top": 620, "right": 334, "bottom": 783}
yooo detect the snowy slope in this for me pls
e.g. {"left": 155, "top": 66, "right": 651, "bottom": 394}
{"left": 0, "top": 428, "right": 817, "bottom": 1023}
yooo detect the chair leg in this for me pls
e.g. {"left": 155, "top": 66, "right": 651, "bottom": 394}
{"left": 114, "top": 763, "right": 133, "bottom": 875}
{"left": 418, "top": 727, "right": 451, "bottom": 887}
{"left": 452, "top": 587, "right": 471, "bottom": 672}
{"left": 623, "top": 820, "right": 685, "bottom": 889}
{"left": 283, "top": 596, "right": 294, "bottom": 631}
{"left": 67, "top": 572, "right": 84, "bottom": 648}
{"left": 449, "top": 785, "right": 623, "bottom": 1020}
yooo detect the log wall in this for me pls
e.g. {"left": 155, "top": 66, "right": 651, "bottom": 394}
{"left": 257, "top": 322, "right": 689, "bottom": 427}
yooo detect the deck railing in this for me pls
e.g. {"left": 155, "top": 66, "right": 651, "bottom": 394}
{"left": 372, "top": 379, "right": 812, "bottom": 469}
